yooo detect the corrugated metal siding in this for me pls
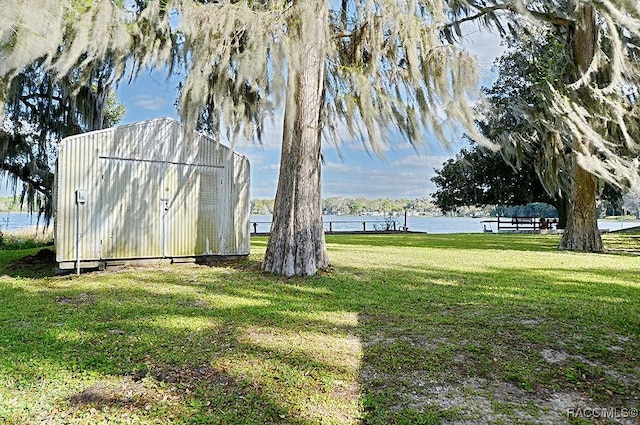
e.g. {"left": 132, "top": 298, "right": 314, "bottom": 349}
{"left": 100, "top": 158, "right": 165, "bottom": 259}
{"left": 56, "top": 129, "right": 110, "bottom": 263}
{"left": 233, "top": 153, "right": 251, "bottom": 255}
{"left": 55, "top": 118, "right": 250, "bottom": 264}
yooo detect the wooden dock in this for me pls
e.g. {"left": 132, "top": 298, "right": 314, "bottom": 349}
{"left": 250, "top": 219, "right": 413, "bottom": 236}
{"left": 480, "top": 216, "right": 560, "bottom": 233}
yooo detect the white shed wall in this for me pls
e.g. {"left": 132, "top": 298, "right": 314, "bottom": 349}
{"left": 55, "top": 118, "right": 250, "bottom": 268}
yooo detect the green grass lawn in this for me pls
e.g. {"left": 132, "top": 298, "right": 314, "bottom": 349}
{"left": 0, "top": 233, "right": 638, "bottom": 424}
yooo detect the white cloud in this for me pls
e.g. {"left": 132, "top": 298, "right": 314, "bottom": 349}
{"left": 322, "top": 154, "right": 449, "bottom": 199}
{"left": 132, "top": 95, "right": 168, "bottom": 111}
{"left": 251, "top": 179, "right": 278, "bottom": 199}
{"left": 266, "top": 163, "right": 280, "bottom": 171}
{"left": 247, "top": 153, "right": 448, "bottom": 200}
{"left": 324, "top": 161, "right": 363, "bottom": 174}
{"left": 242, "top": 153, "right": 268, "bottom": 165}
{"left": 254, "top": 119, "right": 284, "bottom": 151}
{"left": 390, "top": 154, "right": 451, "bottom": 169}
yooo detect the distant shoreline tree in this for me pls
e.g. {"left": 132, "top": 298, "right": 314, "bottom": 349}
{"left": 431, "top": 143, "right": 623, "bottom": 227}
{"left": 252, "top": 197, "right": 441, "bottom": 217}
{"left": 446, "top": 1, "right": 640, "bottom": 252}
{"left": 431, "top": 144, "right": 570, "bottom": 226}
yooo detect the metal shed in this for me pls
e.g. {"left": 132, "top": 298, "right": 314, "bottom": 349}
{"left": 55, "top": 117, "right": 250, "bottom": 270}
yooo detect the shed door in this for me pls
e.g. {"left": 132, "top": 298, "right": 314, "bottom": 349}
{"left": 100, "top": 158, "right": 166, "bottom": 259}
{"left": 162, "top": 164, "right": 222, "bottom": 257}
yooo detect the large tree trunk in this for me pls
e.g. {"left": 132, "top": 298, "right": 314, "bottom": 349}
{"left": 559, "top": 3, "right": 603, "bottom": 252}
{"left": 560, "top": 164, "right": 603, "bottom": 250}
{"left": 550, "top": 197, "right": 569, "bottom": 229}
{"left": 261, "top": 2, "right": 329, "bottom": 276}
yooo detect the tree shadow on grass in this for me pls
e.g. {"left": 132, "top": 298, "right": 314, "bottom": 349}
{"left": 66, "top": 365, "right": 307, "bottom": 424}
{"left": 1, "top": 237, "right": 639, "bottom": 424}
{"left": 0, "top": 246, "right": 263, "bottom": 280}
{"left": 0, "top": 266, "right": 359, "bottom": 424}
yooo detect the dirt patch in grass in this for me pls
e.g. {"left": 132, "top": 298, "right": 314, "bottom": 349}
{"left": 420, "top": 378, "right": 635, "bottom": 424}
{"left": 13, "top": 248, "right": 56, "bottom": 264}
{"left": 146, "top": 365, "right": 237, "bottom": 390}
{"left": 61, "top": 366, "right": 251, "bottom": 422}
{"left": 55, "top": 292, "right": 94, "bottom": 306}
{"left": 362, "top": 368, "right": 639, "bottom": 424}
{"left": 4, "top": 248, "right": 58, "bottom": 277}
{"left": 360, "top": 315, "right": 640, "bottom": 424}
{"left": 69, "top": 377, "right": 179, "bottom": 409}
{"left": 331, "top": 380, "right": 360, "bottom": 400}
{"left": 541, "top": 349, "right": 570, "bottom": 364}
{"left": 400, "top": 377, "right": 567, "bottom": 424}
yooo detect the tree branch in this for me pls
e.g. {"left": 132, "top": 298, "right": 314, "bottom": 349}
{"left": 445, "top": 4, "right": 510, "bottom": 29}
{"left": 0, "top": 162, "right": 51, "bottom": 198}
{"left": 443, "top": 2, "right": 573, "bottom": 37}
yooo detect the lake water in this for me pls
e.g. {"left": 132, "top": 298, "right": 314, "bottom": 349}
{"left": 1, "top": 212, "right": 636, "bottom": 234}
{"left": 0, "top": 212, "right": 49, "bottom": 231}
{"left": 251, "top": 214, "right": 640, "bottom": 234}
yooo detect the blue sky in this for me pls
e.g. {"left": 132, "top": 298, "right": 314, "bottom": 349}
{"left": 115, "top": 29, "right": 503, "bottom": 201}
